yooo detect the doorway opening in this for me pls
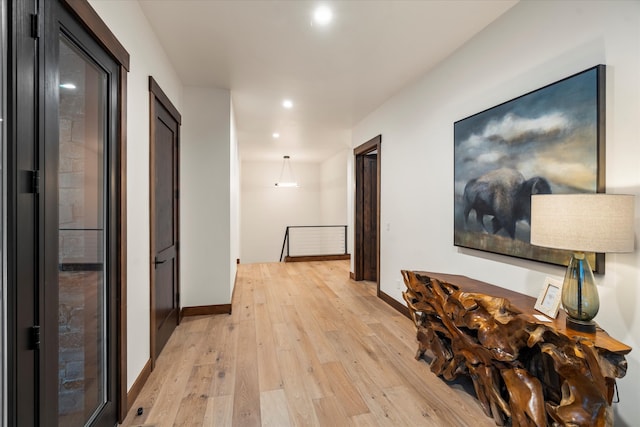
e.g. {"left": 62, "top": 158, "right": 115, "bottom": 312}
{"left": 353, "top": 135, "right": 381, "bottom": 295}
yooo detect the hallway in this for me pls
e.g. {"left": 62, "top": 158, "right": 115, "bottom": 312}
{"left": 120, "top": 261, "right": 492, "bottom": 426}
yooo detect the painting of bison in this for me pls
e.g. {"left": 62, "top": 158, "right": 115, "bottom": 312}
{"left": 454, "top": 65, "right": 604, "bottom": 270}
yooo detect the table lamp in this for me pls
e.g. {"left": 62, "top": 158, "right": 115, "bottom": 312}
{"left": 530, "top": 194, "right": 635, "bottom": 333}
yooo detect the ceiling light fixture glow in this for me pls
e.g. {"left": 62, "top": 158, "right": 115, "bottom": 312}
{"left": 272, "top": 133, "right": 280, "bottom": 138}
{"left": 313, "top": 6, "right": 333, "bottom": 26}
{"left": 275, "top": 182, "right": 298, "bottom": 188}
{"left": 282, "top": 99, "right": 293, "bottom": 109}
{"left": 60, "top": 83, "right": 77, "bottom": 89}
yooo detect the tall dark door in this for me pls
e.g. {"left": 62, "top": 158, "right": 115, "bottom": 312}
{"left": 354, "top": 135, "right": 381, "bottom": 286}
{"left": 362, "top": 154, "right": 378, "bottom": 281}
{"left": 150, "top": 78, "right": 181, "bottom": 363}
{"left": 8, "top": 1, "right": 122, "bottom": 425}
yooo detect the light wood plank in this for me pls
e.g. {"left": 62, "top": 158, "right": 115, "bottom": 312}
{"left": 326, "top": 328, "right": 403, "bottom": 390}
{"left": 255, "top": 297, "right": 283, "bottom": 391}
{"left": 141, "top": 329, "right": 207, "bottom": 427}
{"left": 260, "top": 389, "right": 292, "bottom": 427}
{"left": 276, "top": 347, "right": 320, "bottom": 426}
{"left": 321, "top": 361, "right": 369, "bottom": 417}
{"left": 289, "top": 302, "right": 336, "bottom": 399}
{"left": 194, "top": 315, "right": 226, "bottom": 366}
{"left": 350, "top": 412, "right": 382, "bottom": 427}
{"left": 203, "top": 395, "right": 233, "bottom": 426}
{"left": 294, "top": 304, "right": 339, "bottom": 363}
{"left": 231, "top": 318, "right": 261, "bottom": 426}
{"left": 312, "top": 395, "right": 349, "bottom": 426}
{"left": 209, "top": 320, "right": 238, "bottom": 398}
{"left": 173, "top": 364, "right": 216, "bottom": 426}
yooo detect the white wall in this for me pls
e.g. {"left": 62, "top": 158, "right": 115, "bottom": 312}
{"left": 91, "top": 1, "right": 240, "bottom": 392}
{"left": 241, "top": 160, "right": 321, "bottom": 263}
{"left": 350, "top": 1, "right": 640, "bottom": 424}
{"left": 181, "top": 86, "right": 234, "bottom": 307}
{"left": 89, "top": 0, "right": 184, "bottom": 391}
{"left": 320, "top": 149, "right": 349, "bottom": 225}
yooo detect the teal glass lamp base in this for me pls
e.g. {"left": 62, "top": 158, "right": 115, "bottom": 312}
{"left": 561, "top": 252, "right": 599, "bottom": 334}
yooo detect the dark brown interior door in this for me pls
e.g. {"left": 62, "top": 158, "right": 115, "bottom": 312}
{"left": 354, "top": 135, "right": 381, "bottom": 286}
{"left": 363, "top": 154, "right": 378, "bottom": 281}
{"left": 150, "top": 78, "right": 181, "bottom": 363}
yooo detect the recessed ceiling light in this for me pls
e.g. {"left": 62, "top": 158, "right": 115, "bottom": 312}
{"left": 282, "top": 99, "right": 293, "bottom": 109}
{"left": 272, "top": 133, "right": 280, "bottom": 138}
{"left": 313, "top": 6, "right": 333, "bottom": 26}
{"left": 60, "top": 83, "right": 76, "bottom": 89}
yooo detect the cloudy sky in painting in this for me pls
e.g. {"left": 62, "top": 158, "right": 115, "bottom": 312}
{"left": 454, "top": 67, "right": 600, "bottom": 199}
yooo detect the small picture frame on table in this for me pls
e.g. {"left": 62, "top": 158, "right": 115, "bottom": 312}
{"left": 534, "top": 277, "right": 563, "bottom": 318}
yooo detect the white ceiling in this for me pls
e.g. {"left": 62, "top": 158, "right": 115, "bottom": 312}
{"left": 138, "top": 0, "right": 518, "bottom": 163}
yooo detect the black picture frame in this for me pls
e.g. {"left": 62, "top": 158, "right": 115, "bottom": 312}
{"left": 454, "top": 65, "right": 605, "bottom": 272}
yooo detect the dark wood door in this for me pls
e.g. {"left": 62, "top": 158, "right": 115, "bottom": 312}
{"left": 354, "top": 135, "right": 381, "bottom": 285}
{"left": 150, "top": 78, "right": 181, "bottom": 363}
{"left": 363, "top": 154, "right": 378, "bottom": 281}
{"left": 9, "top": 1, "right": 122, "bottom": 425}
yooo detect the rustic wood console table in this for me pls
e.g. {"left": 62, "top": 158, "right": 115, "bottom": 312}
{"left": 401, "top": 270, "right": 631, "bottom": 427}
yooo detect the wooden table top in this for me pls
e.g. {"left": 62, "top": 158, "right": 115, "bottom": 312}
{"left": 413, "top": 271, "right": 632, "bottom": 355}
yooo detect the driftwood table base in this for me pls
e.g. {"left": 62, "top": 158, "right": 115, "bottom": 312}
{"left": 401, "top": 271, "right": 630, "bottom": 427}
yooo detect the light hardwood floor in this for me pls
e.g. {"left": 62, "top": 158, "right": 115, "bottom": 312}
{"left": 120, "top": 260, "right": 494, "bottom": 427}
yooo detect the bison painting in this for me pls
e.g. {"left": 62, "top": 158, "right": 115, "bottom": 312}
{"left": 463, "top": 168, "right": 551, "bottom": 239}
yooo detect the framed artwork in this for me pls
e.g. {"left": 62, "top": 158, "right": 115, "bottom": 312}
{"left": 454, "top": 65, "right": 605, "bottom": 272}
{"left": 534, "top": 277, "right": 563, "bottom": 318}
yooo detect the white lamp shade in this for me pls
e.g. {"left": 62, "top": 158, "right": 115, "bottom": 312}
{"left": 530, "top": 194, "right": 635, "bottom": 253}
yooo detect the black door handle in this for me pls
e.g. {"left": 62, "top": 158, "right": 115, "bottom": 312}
{"left": 153, "top": 258, "right": 166, "bottom": 266}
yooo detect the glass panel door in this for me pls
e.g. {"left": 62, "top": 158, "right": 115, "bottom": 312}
{"left": 57, "top": 35, "right": 107, "bottom": 427}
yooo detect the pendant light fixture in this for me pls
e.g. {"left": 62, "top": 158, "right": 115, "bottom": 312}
{"left": 275, "top": 155, "right": 298, "bottom": 188}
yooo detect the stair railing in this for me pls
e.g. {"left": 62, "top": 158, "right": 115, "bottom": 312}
{"left": 279, "top": 225, "right": 347, "bottom": 262}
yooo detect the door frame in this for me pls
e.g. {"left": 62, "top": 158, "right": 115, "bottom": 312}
{"left": 6, "top": 1, "right": 40, "bottom": 424}
{"left": 353, "top": 135, "right": 381, "bottom": 295}
{"left": 148, "top": 76, "right": 181, "bottom": 369}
